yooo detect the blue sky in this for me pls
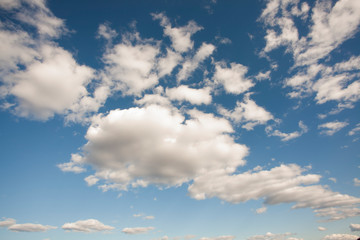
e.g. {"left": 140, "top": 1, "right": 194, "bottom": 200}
{"left": 0, "top": 0, "right": 360, "bottom": 239}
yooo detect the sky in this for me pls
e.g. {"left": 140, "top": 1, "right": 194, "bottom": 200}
{"left": 0, "top": 0, "right": 360, "bottom": 239}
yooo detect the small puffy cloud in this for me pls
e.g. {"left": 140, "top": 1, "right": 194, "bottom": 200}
{"left": 166, "top": 85, "right": 212, "bottom": 105}
{"left": 254, "top": 70, "right": 271, "bottom": 81}
{"left": 354, "top": 178, "right": 360, "bottom": 187}
{"left": 213, "top": 62, "right": 254, "bottom": 94}
{"left": 97, "top": 23, "right": 117, "bottom": 41}
{"left": 9, "top": 223, "right": 57, "bottom": 232}
{"left": 266, "top": 121, "right": 308, "bottom": 141}
{"left": 62, "top": 219, "right": 114, "bottom": 232}
{"left": 322, "top": 234, "right": 359, "bottom": 240}
{"left": 152, "top": 13, "right": 202, "bottom": 53}
{"left": 328, "top": 178, "right": 337, "bottom": 183}
{"left": 200, "top": 236, "right": 235, "bottom": 240}
{"left": 177, "top": 43, "right": 215, "bottom": 82}
{"left": 84, "top": 175, "right": 99, "bottom": 186}
{"left": 247, "top": 232, "right": 303, "bottom": 240}
{"left": 350, "top": 223, "right": 360, "bottom": 232}
{"left": 318, "top": 121, "right": 348, "bottom": 136}
{"left": 133, "top": 214, "right": 154, "bottom": 220}
{"left": 318, "top": 227, "right": 326, "bottom": 231}
{"left": 256, "top": 206, "right": 267, "bottom": 214}
{"left": 101, "top": 35, "right": 160, "bottom": 96}
{"left": 2, "top": 43, "right": 96, "bottom": 121}
{"left": 57, "top": 154, "right": 86, "bottom": 173}
{"left": 122, "top": 226, "right": 154, "bottom": 234}
{"left": 349, "top": 123, "right": 360, "bottom": 136}
{"left": 61, "top": 104, "right": 248, "bottom": 190}
{"left": 0, "top": 218, "right": 16, "bottom": 227}
{"left": 218, "top": 93, "right": 273, "bottom": 130}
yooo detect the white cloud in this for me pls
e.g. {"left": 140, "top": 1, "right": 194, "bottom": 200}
{"left": 254, "top": 70, "right": 271, "bottom": 81}
{"left": 152, "top": 13, "right": 203, "bottom": 53}
{"left": 218, "top": 93, "right": 273, "bottom": 130}
{"left": 188, "top": 164, "right": 360, "bottom": 221}
{"left": 62, "top": 219, "right": 114, "bottom": 232}
{"left": 260, "top": 0, "right": 360, "bottom": 109}
{"left": 314, "top": 207, "right": 360, "bottom": 221}
{"left": 213, "top": 62, "right": 254, "bottom": 94}
{"left": 296, "top": 0, "right": 360, "bottom": 66}
{"left": 133, "top": 214, "right": 155, "bottom": 220}
{"left": 260, "top": 0, "right": 360, "bottom": 67}
{"left": 328, "top": 178, "right": 336, "bottom": 183}
{"left": 122, "top": 226, "right": 154, "bottom": 234}
{"left": 57, "top": 154, "right": 86, "bottom": 173}
{"left": 256, "top": 206, "right": 267, "bottom": 214}
{"left": 60, "top": 104, "right": 248, "bottom": 190}
{"left": 350, "top": 223, "right": 360, "bottom": 232}
{"left": 266, "top": 121, "right": 308, "bottom": 141}
{"left": 8, "top": 45, "right": 94, "bottom": 120}
{"left": 318, "top": 121, "right": 348, "bottom": 136}
{"left": 247, "top": 232, "right": 303, "bottom": 240}
{"left": 84, "top": 175, "right": 99, "bottom": 186}
{"left": 354, "top": 178, "right": 360, "bottom": 187}
{"left": 157, "top": 48, "right": 182, "bottom": 78}
{"left": 318, "top": 227, "right": 326, "bottom": 231}
{"left": 349, "top": 123, "right": 360, "bottom": 136}
{"left": 322, "top": 234, "right": 359, "bottom": 240}
{"left": 200, "top": 236, "right": 235, "bottom": 240}
{"left": 177, "top": 43, "right": 215, "bottom": 82}
{"left": 15, "top": 0, "right": 65, "bottom": 38}
{"left": 166, "top": 85, "right": 212, "bottom": 105}
{"left": 97, "top": 23, "right": 117, "bottom": 41}
{"left": 102, "top": 34, "right": 160, "bottom": 96}
{"left": 0, "top": 218, "right": 16, "bottom": 227}
{"left": 9, "top": 223, "right": 56, "bottom": 232}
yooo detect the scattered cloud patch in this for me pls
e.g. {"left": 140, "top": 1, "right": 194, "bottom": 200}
{"left": 318, "top": 227, "right": 326, "bottom": 231}
{"left": 218, "top": 93, "right": 273, "bottom": 130}
{"left": 318, "top": 121, "right": 348, "bottom": 136}
{"left": 247, "top": 232, "right": 303, "bottom": 240}
{"left": 266, "top": 121, "right": 308, "bottom": 141}
{"left": 122, "top": 226, "right": 154, "bottom": 234}
{"left": 166, "top": 85, "right": 212, "bottom": 105}
{"left": 213, "top": 62, "right": 254, "bottom": 94}
{"left": 200, "top": 236, "right": 235, "bottom": 240}
{"left": 62, "top": 219, "right": 114, "bottom": 232}
{"left": 188, "top": 164, "right": 360, "bottom": 221}
{"left": 354, "top": 178, "right": 360, "bottom": 187}
{"left": 322, "top": 234, "right": 359, "bottom": 240}
{"left": 350, "top": 223, "right": 360, "bottom": 232}
{"left": 0, "top": 218, "right": 16, "bottom": 227}
{"left": 9, "top": 223, "right": 56, "bottom": 232}
{"left": 349, "top": 123, "right": 360, "bottom": 136}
